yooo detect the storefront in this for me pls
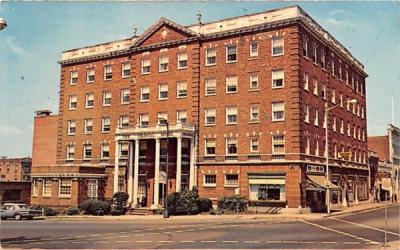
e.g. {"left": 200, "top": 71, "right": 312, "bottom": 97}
{"left": 305, "top": 174, "right": 341, "bottom": 212}
{"left": 248, "top": 173, "right": 286, "bottom": 202}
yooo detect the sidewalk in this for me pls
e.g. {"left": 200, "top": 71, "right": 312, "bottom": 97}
{"left": 43, "top": 201, "right": 397, "bottom": 221}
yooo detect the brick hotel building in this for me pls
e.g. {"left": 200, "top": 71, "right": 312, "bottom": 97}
{"left": 31, "top": 5, "right": 369, "bottom": 211}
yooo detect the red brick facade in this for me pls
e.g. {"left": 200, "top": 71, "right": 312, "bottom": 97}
{"left": 368, "top": 136, "right": 390, "bottom": 162}
{"left": 31, "top": 6, "right": 369, "bottom": 210}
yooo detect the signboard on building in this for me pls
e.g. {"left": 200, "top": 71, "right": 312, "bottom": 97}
{"left": 381, "top": 177, "right": 392, "bottom": 191}
{"left": 338, "top": 152, "right": 352, "bottom": 160}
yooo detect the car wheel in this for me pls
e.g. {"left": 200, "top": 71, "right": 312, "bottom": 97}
{"left": 14, "top": 214, "right": 21, "bottom": 220}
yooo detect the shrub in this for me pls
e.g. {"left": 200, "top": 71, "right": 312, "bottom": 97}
{"left": 112, "top": 192, "right": 129, "bottom": 214}
{"left": 198, "top": 198, "right": 213, "bottom": 213}
{"left": 110, "top": 209, "right": 122, "bottom": 216}
{"left": 65, "top": 207, "right": 79, "bottom": 216}
{"left": 217, "top": 195, "right": 247, "bottom": 212}
{"left": 44, "top": 207, "right": 58, "bottom": 216}
{"left": 80, "top": 200, "right": 111, "bottom": 215}
{"left": 167, "top": 190, "right": 199, "bottom": 216}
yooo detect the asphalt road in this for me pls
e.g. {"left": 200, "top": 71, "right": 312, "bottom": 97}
{"left": 1, "top": 205, "right": 399, "bottom": 249}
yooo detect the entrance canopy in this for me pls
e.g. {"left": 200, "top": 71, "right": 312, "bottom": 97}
{"left": 306, "top": 175, "right": 341, "bottom": 191}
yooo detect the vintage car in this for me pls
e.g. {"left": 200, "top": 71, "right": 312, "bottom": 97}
{"left": 0, "top": 203, "right": 42, "bottom": 220}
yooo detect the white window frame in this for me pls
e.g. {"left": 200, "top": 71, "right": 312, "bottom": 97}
{"left": 139, "top": 113, "right": 149, "bottom": 128}
{"left": 69, "top": 95, "right": 77, "bottom": 110}
{"left": 42, "top": 179, "right": 52, "bottom": 197}
{"left": 225, "top": 106, "right": 238, "bottom": 125}
{"left": 314, "top": 109, "right": 319, "bottom": 127}
{"left": 103, "top": 91, "right": 112, "bottom": 107}
{"left": 250, "top": 106, "right": 259, "bottom": 122}
{"left": 272, "top": 134, "right": 285, "bottom": 154}
{"left": 313, "top": 79, "right": 318, "bottom": 96}
{"left": 101, "top": 144, "right": 110, "bottom": 159}
{"left": 249, "top": 74, "right": 259, "bottom": 90}
{"left": 224, "top": 174, "right": 239, "bottom": 187}
{"left": 304, "top": 104, "right": 310, "bottom": 123}
{"left": 66, "top": 145, "right": 75, "bottom": 160}
{"left": 140, "top": 86, "right": 150, "bottom": 102}
{"left": 205, "top": 108, "right": 216, "bottom": 126}
{"left": 205, "top": 138, "right": 216, "bottom": 156}
{"left": 85, "top": 93, "right": 94, "bottom": 108}
{"left": 226, "top": 75, "right": 238, "bottom": 93}
{"left": 101, "top": 117, "right": 111, "bottom": 133}
{"left": 205, "top": 78, "right": 216, "bottom": 96}
{"left": 272, "top": 69, "right": 284, "bottom": 89}
{"left": 272, "top": 37, "right": 284, "bottom": 56}
{"left": 177, "top": 52, "right": 188, "bottom": 69}
{"left": 203, "top": 174, "right": 216, "bottom": 187}
{"left": 205, "top": 48, "right": 216, "bottom": 66}
{"left": 70, "top": 71, "right": 78, "bottom": 85}
{"left": 84, "top": 118, "right": 93, "bottom": 134}
{"left": 86, "top": 68, "right": 95, "bottom": 83}
{"left": 67, "top": 120, "right": 76, "bottom": 135}
{"left": 176, "top": 110, "right": 187, "bottom": 124}
{"left": 250, "top": 139, "right": 259, "bottom": 153}
{"left": 226, "top": 45, "right": 237, "bottom": 63}
{"left": 103, "top": 65, "right": 113, "bottom": 81}
{"left": 83, "top": 144, "right": 92, "bottom": 159}
{"left": 119, "top": 115, "right": 129, "bottom": 128}
{"left": 332, "top": 89, "right": 336, "bottom": 104}
{"left": 32, "top": 179, "right": 38, "bottom": 196}
{"left": 141, "top": 59, "right": 151, "bottom": 74}
{"left": 121, "top": 62, "right": 131, "bottom": 78}
{"left": 304, "top": 72, "right": 309, "bottom": 91}
{"left": 176, "top": 81, "right": 187, "bottom": 98}
{"left": 272, "top": 102, "right": 285, "bottom": 122}
{"left": 226, "top": 137, "right": 238, "bottom": 155}
{"left": 87, "top": 179, "right": 98, "bottom": 200}
{"left": 58, "top": 179, "right": 72, "bottom": 197}
{"left": 157, "top": 112, "right": 168, "bottom": 125}
{"left": 158, "top": 56, "right": 169, "bottom": 72}
{"left": 250, "top": 42, "right": 258, "bottom": 57}
{"left": 120, "top": 89, "right": 130, "bottom": 104}
{"left": 158, "top": 84, "right": 168, "bottom": 100}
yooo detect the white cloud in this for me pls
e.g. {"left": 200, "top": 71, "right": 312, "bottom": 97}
{"left": 329, "top": 9, "right": 346, "bottom": 16}
{"left": 0, "top": 124, "right": 23, "bottom": 136}
{"left": 4, "top": 36, "right": 26, "bottom": 56}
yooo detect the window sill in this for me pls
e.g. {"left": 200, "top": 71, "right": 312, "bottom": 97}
{"left": 205, "top": 64, "right": 216, "bottom": 67}
{"left": 271, "top": 120, "right": 285, "bottom": 122}
{"left": 121, "top": 76, "right": 130, "bottom": 79}
{"left": 248, "top": 88, "right": 260, "bottom": 92}
{"left": 176, "top": 96, "right": 187, "bottom": 99}
{"left": 85, "top": 106, "right": 94, "bottom": 109}
{"left": 248, "top": 121, "right": 260, "bottom": 124}
{"left": 101, "top": 131, "right": 111, "bottom": 134}
{"left": 177, "top": 67, "right": 188, "bottom": 70}
{"left": 226, "top": 91, "right": 238, "bottom": 94}
{"left": 70, "top": 83, "right": 77, "bottom": 86}
{"left": 104, "top": 79, "right": 112, "bottom": 82}
{"left": 225, "top": 123, "right": 238, "bottom": 126}
{"left": 272, "top": 53, "right": 284, "bottom": 57}
{"left": 204, "top": 124, "right": 216, "bottom": 127}
{"left": 205, "top": 94, "right": 216, "bottom": 97}
{"left": 103, "top": 105, "right": 111, "bottom": 107}
{"left": 86, "top": 81, "right": 94, "bottom": 84}
{"left": 203, "top": 184, "right": 216, "bottom": 188}
{"left": 226, "top": 61, "right": 237, "bottom": 64}
{"left": 140, "top": 100, "right": 149, "bottom": 103}
{"left": 272, "top": 86, "right": 284, "bottom": 89}
{"left": 224, "top": 185, "right": 239, "bottom": 188}
{"left": 120, "top": 102, "right": 129, "bottom": 105}
{"left": 84, "top": 132, "right": 92, "bottom": 135}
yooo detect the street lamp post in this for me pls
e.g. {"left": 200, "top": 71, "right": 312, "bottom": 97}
{"left": 0, "top": 17, "right": 7, "bottom": 30}
{"left": 325, "top": 99, "right": 357, "bottom": 214}
{"left": 158, "top": 118, "right": 169, "bottom": 218}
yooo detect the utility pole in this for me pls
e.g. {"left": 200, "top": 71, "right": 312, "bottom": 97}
{"left": 384, "top": 192, "right": 388, "bottom": 248}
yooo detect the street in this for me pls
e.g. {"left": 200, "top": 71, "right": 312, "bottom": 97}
{"left": 1, "top": 205, "right": 399, "bottom": 249}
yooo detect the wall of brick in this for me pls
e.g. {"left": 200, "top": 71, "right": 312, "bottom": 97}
{"left": 368, "top": 136, "right": 390, "bottom": 162}
{"left": 32, "top": 115, "right": 58, "bottom": 167}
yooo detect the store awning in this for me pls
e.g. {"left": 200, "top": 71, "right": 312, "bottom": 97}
{"left": 306, "top": 175, "right": 341, "bottom": 191}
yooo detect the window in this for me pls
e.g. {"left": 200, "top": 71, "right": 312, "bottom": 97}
{"left": 332, "top": 89, "right": 336, "bottom": 104}
{"left": 340, "top": 94, "right": 343, "bottom": 108}
{"left": 302, "top": 36, "right": 308, "bottom": 57}
{"left": 87, "top": 179, "right": 98, "bottom": 200}
{"left": 332, "top": 116, "right": 337, "bottom": 132}
{"left": 67, "top": 120, "right": 76, "bottom": 135}
{"left": 119, "top": 143, "right": 129, "bottom": 158}
{"left": 361, "top": 107, "right": 365, "bottom": 119}
{"left": 321, "top": 49, "right": 326, "bottom": 68}
{"left": 226, "top": 106, "right": 237, "bottom": 124}
{"left": 305, "top": 137, "right": 310, "bottom": 155}
{"left": 121, "top": 62, "right": 131, "bottom": 78}
{"left": 32, "top": 180, "right": 38, "bottom": 196}
{"left": 346, "top": 70, "right": 349, "bottom": 85}
{"left": 104, "top": 65, "right": 112, "bottom": 80}
{"left": 205, "top": 139, "right": 216, "bottom": 155}
{"left": 141, "top": 59, "right": 151, "bottom": 74}
{"left": 272, "top": 135, "right": 285, "bottom": 154}
{"left": 312, "top": 44, "right": 318, "bottom": 64}
{"left": 42, "top": 179, "right": 52, "bottom": 197}
{"left": 272, "top": 102, "right": 285, "bottom": 121}
{"left": 331, "top": 58, "right": 335, "bottom": 75}
{"left": 340, "top": 120, "right": 344, "bottom": 134}
{"left": 177, "top": 81, "right": 187, "bottom": 98}
{"left": 86, "top": 68, "right": 95, "bottom": 83}
{"left": 203, "top": 174, "right": 216, "bottom": 187}
{"left": 347, "top": 122, "right": 351, "bottom": 136}
{"left": 177, "top": 52, "right": 188, "bottom": 69}
{"left": 101, "top": 117, "right": 111, "bottom": 133}
{"left": 119, "top": 115, "right": 129, "bottom": 128}
{"left": 59, "top": 179, "right": 72, "bottom": 197}
{"left": 157, "top": 112, "right": 168, "bottom": 125}
{"left": 70, "top": 71, "right": 78, "bottom": 85}
{"left": 322, "top": 84, "right": 326, "bottom": 100}
{"left": 66, "top": 145, "right": 75, "bottom": 160}
{"left": 226, "top": 75, "right": 238, "bottom": 93}
{"left": 250, "top": 106, "right": 259, "bottom": 122}
{"left": 226, "top": 45, "right": 237, "bottom": 63}
{"left": 103, "top": 91, "right": 112, "bottom": 106}
{"left": 225, "top": 174, "right": 238, "bottom": 187}
{"left": 250, "top": 139, "right": 259, "bottom": 152}
{"left": 140, "top": 86, "right": 150, "bottom": 102}
{"left": 205, "top": 78, "right": 216, "bottom": 96}
{"left": 176, "top": 110, "right": 187, "bottom": 124}
{"left": 304, "top": 105, "right": 310, "bottom": 123}
{"left": 101, "top": 144, "right": 110, "bottom": 159}
{"left": 304, "top": 72, "right": 309, "bottom": 90}
{"left": 205, "top": 108, "right": 216, "bottom": 126}
{"left": 339, "top": 65, "right": 342, "bottom": 80}
{"left": 85, "top": 93, "right": 94, "bottom": 108}
{"left": 249, "top": 74, "right": 259, "bottom": 89}
{"left": 272, "top": 37, "right": 284, "bottom": 56}
{"left": 69, "top": 95, "right": 77, "bottom": 110}
{"left": 139, "top": 113, "right": 149, "bottom": 127}
{"left": 158, "top": 84, "right": 168, "bottom": 100}
{"left": 120, "top": 89, "right": 130, "bottom": 104}
{"left": 159, "top": 56, "right": 168, "bottom": 72}
{"left": 250, "top": 42, "right": 258, "bottom": 57}
{"left": 83, "top": 144, "right": 92, "bottom": 159}
{"left": 313, "top": 79, "right": 318, "bottom": 96}
{"left": 84, "top": 119, "right": 93, "bottom": 134}
{"left": 226, "top": 138, "right": 237, "bottom": 155}
{"left": 315, "top": 139, "right": 320, "bottom": 156}
{"left": 272, "top": 69, "right": 284, "bottom": 88}
{"left": 314, "top": 109, "right": 319, "bottom": 126}
{"left": 205, "top": 48, "right": 216, "bottom": 66}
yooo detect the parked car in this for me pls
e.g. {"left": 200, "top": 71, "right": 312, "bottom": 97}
{"left": 0, "top": 203, "right": 42, "bottom": 220}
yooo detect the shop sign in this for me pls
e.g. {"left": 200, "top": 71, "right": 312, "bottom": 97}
{"left": 381, "top": 178, "right": 392, "bottom": 191}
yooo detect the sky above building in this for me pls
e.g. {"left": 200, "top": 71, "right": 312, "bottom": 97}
{"left": 0, "top": 2, "right": 399, "bottom": 157}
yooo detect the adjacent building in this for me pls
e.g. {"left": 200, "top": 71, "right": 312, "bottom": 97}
{"left": 31, "top": 5, "right": 369, "bottom": 212}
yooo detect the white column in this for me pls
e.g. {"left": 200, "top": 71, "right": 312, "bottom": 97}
{"left": 113, "top": 141, "right": 120, "bottom": 194}
{"left": 133, "top": 139, "right": 140, "bottom": 207}
{"left": 189, "top": 137, "right": 196, "bottom": 190}
{"left": 153, "top": 137, "right": 160, "bottom": 207}
{"left": 176, "top": 136, "right": 182, "bottom": 192}
{"left": 127, "top": 142, "right": 134, "bottom": 203}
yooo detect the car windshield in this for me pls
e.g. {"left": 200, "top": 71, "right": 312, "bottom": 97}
{"left": 20, "top": 205, "right": 29, "bottom": 209}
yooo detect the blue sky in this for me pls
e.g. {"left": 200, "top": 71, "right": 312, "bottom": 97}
{"left": 0, "top": 2, "right": 399, "bottom": 157}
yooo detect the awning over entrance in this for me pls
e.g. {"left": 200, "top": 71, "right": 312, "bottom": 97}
{"left": 306, "top": 175, "right": 341, "bottom": 191}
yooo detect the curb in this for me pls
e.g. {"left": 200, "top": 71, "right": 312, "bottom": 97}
{"left": 323, "top": 203, "right": 397, "bottom": 218}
